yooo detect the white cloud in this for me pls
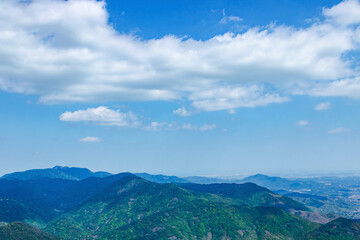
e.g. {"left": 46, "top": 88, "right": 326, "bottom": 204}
{"left": 310, "top": 77, "right": 360, "bottom": 100}
{"left": 315, "top": 102, "right": 331, "bottom": 111}
{"left": 79, "top": 137, "right": 101, "bottom": 142}
{"left": 323, "top": 0, "right": 360, "bottom": 26}
{"left": 60, "top": 106, "right": 140, "bottom": 127}
{"left": 297, "top": 120, "right": 309, "bottom": 126}
{"left": 173, "top": 107, "right": 194, "bottom": 117}
{"left": 0, "top": 0, "right": 359, "bottom": 112}
{"left": 328, "top": 127, "right": 351, "bottom": 133}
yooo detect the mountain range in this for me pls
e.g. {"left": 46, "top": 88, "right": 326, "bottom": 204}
{"left": 1, "top": 167, "right": 360, "bottom": 239}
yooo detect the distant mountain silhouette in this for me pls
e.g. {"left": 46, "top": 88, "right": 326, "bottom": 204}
{"left": 2, "top": 166, "right": 111, "bottom": 181}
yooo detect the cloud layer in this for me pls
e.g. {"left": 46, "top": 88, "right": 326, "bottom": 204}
{"left": 0, "top": 0, "right": 360, "bottom": 112}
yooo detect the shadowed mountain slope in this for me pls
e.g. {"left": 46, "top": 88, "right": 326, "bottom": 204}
{"left": 0, "top": 222, "right": 60, "bottom": 240}
{"left": 303, "top": 217, "right": 360, "bottom": 240}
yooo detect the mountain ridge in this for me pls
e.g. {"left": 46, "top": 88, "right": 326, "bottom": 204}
{"left": 1, "top": 166, "right": 112, "bottom": 181}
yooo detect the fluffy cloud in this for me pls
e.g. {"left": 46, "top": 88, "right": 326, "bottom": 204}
{"left": 328, "top": 127, "right": 351, "bottom": 134}
{"left": 0, "top": 0, "right": 360, "bottom": 111}
{"left": 79, "top": 137, "right": 101, "bottom": 142}
{"left": 315, "top": 102, "right": 331, "bottom": 111}
{"left": 323, "top": 0, "right": 360, "bottom": 26}
{"left": 60, "top": 106, "right": 140, "bottom": 127}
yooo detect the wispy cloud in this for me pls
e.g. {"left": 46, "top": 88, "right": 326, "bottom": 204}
{"left": 297, "top": 120, "right": 309, "bottom": 126}
{"left": 144, "top": 122, "right": 216, "bottom": 131}
{"left": 315, "top": 102, "right": 331, "bottom": 111}
{"left": 143, "top": 122, "right": 177, "bottom": 131}
{"left": 182, "top": 123, "right": 217, "bottom": 131}
{"left": 328, "top": 127, "right": 351, "bottom": 134}
{"left": 219, "top": 9, "right": 242, "bottom": 24}
{"left": 199, "top": 124, "right": 217, "bottom": 131}
{"left": 60, "top": 106, "right": 140, "bottom": 127}
{"left": 173, "top": 107, "right": 194, "bottom": 117}
{"left": 79, "top": 137, "right": 101, "bottom": 142}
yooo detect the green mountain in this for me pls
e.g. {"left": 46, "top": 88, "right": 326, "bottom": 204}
{"left": 45, "top": 176, "right": 316, "bottom": 240}
{"left": 1, "top": 166, "right": 111, "bottom": 181}
{"left": 303, "top": 218, "right": 360, "bottom": 240}
{"left": 0, "top": 222, "right": 60, "bottom": 240}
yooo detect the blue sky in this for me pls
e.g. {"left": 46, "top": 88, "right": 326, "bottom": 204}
{"left": 0, "top": 0, "right": 360, "bottom": 177}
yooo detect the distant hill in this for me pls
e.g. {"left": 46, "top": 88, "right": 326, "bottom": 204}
{"left": 303, "top": 217, "right": 360, "bottom": 240}
{"left": 1, "top": 166, "right": 111, "bottom": 181}
{"left": 183, "top": 176, "right": 231, "bottom": 184}
{"left": 45, "top": 176, "right": 316, "bottom": 239}
{"left": 134, "top": 172, "right": 189, "bottom": 183}
{"left": 238, "top": 174, "right": 298, "bottom": 190}
{"left": 0, "top": 222, "right": 60, "bottom": 240}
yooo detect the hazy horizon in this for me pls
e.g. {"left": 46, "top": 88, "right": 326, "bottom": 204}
{"left": 3, "top": 165, "right": 360, "bottom": 180}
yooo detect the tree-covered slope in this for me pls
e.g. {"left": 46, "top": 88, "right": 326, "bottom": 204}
{"left": 303, "top": 217, "right": 360, "bottom": 240}
{"left": 180, "top": 182, "right": 308, "bottom": 211}
{"left": 2, "top": 166, "right": 111, "bottom": 181}
{"left": 45, "top": 176, "right": 316, "bottom": 240}
{"left": 0, "top": 222, "right": 60, "bottom": 240}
